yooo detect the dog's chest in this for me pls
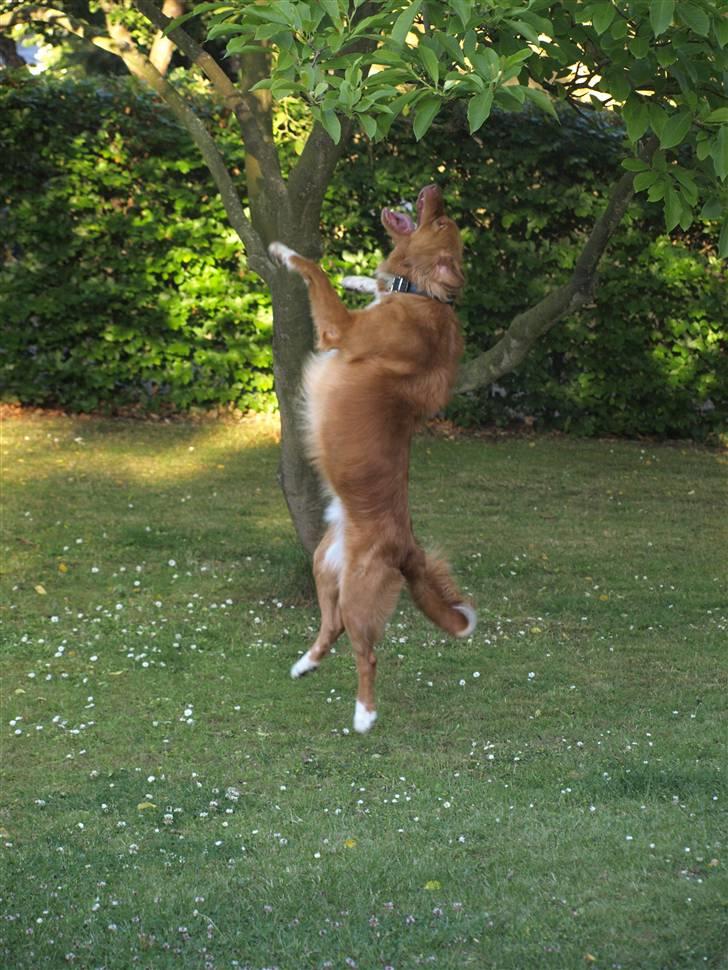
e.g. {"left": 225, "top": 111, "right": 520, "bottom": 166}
{"left": 301, "top": 350, "right": 341, "bottom": 443}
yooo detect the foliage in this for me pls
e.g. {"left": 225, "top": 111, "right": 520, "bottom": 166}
{"left": 185, "top": 0, "right": 728, "bottom": 248}
{"left": 0, "top": 76, "right": 273, "bottom": 413}
{"left": 2, "top": 78, "right": 725, "bottom": 435}
{"left": 2, "top": 414, "right": 727, "bottom": 968}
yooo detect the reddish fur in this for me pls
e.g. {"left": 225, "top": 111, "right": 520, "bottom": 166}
{"left": 274, "top": 184, "right": 475, "bottom": 726}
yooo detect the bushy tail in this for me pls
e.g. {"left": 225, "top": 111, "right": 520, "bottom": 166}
{"left": 401, "top": 546, "right": 476, "bottom": 638}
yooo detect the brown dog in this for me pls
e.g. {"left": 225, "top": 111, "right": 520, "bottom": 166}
{"left": 269, "top": 184, "right": 475, "bottom": 733}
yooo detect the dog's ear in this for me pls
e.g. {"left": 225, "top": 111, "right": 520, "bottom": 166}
{"left": 433, "top": 254, "right": 464, "bottom": 290}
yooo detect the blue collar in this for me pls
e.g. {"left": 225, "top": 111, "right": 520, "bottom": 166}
{"left": 387, "top": 275, "right": 454, "bottom": 304}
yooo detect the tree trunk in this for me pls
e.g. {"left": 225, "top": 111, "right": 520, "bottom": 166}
{"left": 0, "top": 34, "right": 26, "bottom": 68}
{"left": 270, "top": 276, "right": 325, "bottom": 554}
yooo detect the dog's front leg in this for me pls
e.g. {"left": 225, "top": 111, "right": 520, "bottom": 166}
{"left": 269, "top": 243, "right": 352, "bottom": 350}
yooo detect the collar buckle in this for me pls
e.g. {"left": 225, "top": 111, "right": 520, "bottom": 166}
{"left": 389, "top": 275, "right": 412, "bottom": 294}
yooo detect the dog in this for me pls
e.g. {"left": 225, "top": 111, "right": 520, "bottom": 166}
{"left": 269, "top": 183, "right": 476, "bottom": 733}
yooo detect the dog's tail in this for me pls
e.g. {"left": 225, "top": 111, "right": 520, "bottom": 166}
{"left": 401, "top": 545, "right": 476, "bottom": 638}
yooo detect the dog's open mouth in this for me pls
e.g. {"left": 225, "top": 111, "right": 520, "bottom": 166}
{"left": 381, "top": 206, "right": 416, "bottom": 235}
{"left": 382, "top": 184, "right": 444, "bottom": 235}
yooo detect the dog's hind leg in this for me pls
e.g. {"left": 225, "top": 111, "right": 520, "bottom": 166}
{"left": 340, "top": 559, "right": 404, "bottom": 733}
{"left": 290, "top": 526, "right": 344, "bottom": 679}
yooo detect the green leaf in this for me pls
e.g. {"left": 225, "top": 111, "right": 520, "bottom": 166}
{"left": 678, "top": 3, "right": 710, "bottom": 36}
{"left": 647, "top": 177, "right": 667, "bottom": 202}
{"left": 704, "top": 108, "right": 728, "bottom": 124}
{"left": 471, "top": 48, "right": 500, "bottom": 81}
{"left": 467, "top": 88, "right": 494, "bottom": 133}
{"left": 435, "top": 30, "right": 465, "bottom": 67}
{"left": 649, "top": 0, "right": 674, "bottom": 37}
{"left": 655, "top": 46, "right": 677, "bottom": 67}
{"left": 659, "top": 110, "right": 693, "bottom": 150}
{"left": 358, "top": 113, "right": 377, "bottom": 140}
{"left": 505, "top": 18, "right": 540, "bottom": 44}
{"left": 622, "top": 158, "right": 649, "bottom": 172}
{"left": 610, "top": 16, "right": 629, "bottom": 39}
{"left": 392, "top": 0, "right": 422, "bottom": 46}
{"left": 678, "top": 206, "right": 693, "bottom": 232}
{"left": 673, "top": 168, "right": 698, "bottom": 204}
{"left": 715, "top": 16, "right": 728, "bottom": 47}
{"left": 711, "top": 126, "right": 728, "bottom": 181}
{"left": 320, "top": 0, "right": 342, "bottom": 28}
{"left": 166, "top": 2, "right": 233, "bottom": 36}
{"left": 664, "top": 184, "right": 682, "bottom": 231}
{"left": 700, "top": 198, "right": 723, "bottom": 220}
{"left": 523, "top": 86, "right": 558, "bottom": 120}
{"left": 696, "top": 132, "right": 712, "bottom": 161}
{"left": 413, "top": 94, "right": 441, "bottom": 140}
{"left": 622, "top": 97, "right": 651, "bottom": 142}
{"left": 634, "top": 170, "right": 659, "bottom": 192}
{"left": 450, "top": 0, "right": 472, "bottom": 29}
{"left": 629, "top": 33, "right": 651, "bottom": 58}
{"left": 320, "top": 109, "right": 341, "bottom": 144}
{"left": 605, "top": 70, "right": 630, "bottom": 103}
{"left": 592, "top": 2, "right": 616, "bottom": 35}
{"left": 649, "top": 104, "right": 668, "bottom": 141}
{"left": 418, "top": 44, "right": 440, "bottom": 85}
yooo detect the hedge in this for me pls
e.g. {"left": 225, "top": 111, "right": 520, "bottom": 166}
{"left": 0, "top": 77, "right": 273, "bottom": 413}
{"left": 1, "top": 76, "right": 726, "bottom": 437}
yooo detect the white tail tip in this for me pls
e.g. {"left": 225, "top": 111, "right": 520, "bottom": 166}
{"left": 290, "top": 651, "right": 319, "bottom": 679}
{"left": 454, "top": 603, "right": 477, "bottom": 638}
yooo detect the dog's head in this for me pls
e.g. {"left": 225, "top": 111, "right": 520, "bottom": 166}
{"left": 380, "top": 184, "right": 464, "bottom": 303}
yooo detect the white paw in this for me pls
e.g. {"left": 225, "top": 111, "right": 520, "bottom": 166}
{"left": 269, "top": 242, "right": 298, "bottom": 269}
{"left": 354, "top": 700, "right": 378, "bottom": 734}
{"left": 290, "top": 651, "right": 319, "bottom": 679}
{"left": 454, "top": 603, "right": 477, "bottom": 638}
{"left": 341, "top": 275, "right": 378, "bottom": 294}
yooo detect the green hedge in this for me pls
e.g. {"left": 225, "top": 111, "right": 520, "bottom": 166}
{"left": 0, "top": 77, "right": 273, "bottom": 413}
{"left": 1, "top": 76, "right": 725, "bottom": 436}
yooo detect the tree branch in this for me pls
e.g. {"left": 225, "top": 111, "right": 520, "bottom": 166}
{"left": 97, "top": 7, "right": 270, "bottom": 277}
{"left": 287, "top": 119, "right": 355, "bottom": 248}
{"left": 455, "top": 141, "right": 657, "bottom": 394}
{"left": 132, "top": 0, "right": 289, "bottom": 226}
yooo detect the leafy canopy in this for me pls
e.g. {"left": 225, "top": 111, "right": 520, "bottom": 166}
{"left": 170, "top": 0, "right": 728, "bottom": 251}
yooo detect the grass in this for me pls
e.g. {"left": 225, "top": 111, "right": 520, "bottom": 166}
{"left": 1, "top": 411, "right": 727, "bottom": 970}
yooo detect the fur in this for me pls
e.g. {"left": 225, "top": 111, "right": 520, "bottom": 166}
{"left": 270, "top": 184, "right": 476, "bottom": 733}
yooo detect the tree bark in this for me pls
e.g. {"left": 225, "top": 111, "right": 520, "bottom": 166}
{"left": 269, "top": 275, "right": 326, "bottom": 552}
{"left": 0, "top": 33, "right": 26, "bottom": 68}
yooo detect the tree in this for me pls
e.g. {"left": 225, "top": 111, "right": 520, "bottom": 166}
{"left": 3, "top": 0, "right": 727, "bottom": 552}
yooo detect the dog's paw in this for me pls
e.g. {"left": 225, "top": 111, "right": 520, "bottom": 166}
{"left": 290, "top": 650, "right": 319, "bottom": 679}
{"left": 269, "top": 242, "right": 299, "bottom": 269}
{"left": 341, "top": 275, "right": 378, "bottom": 294}
{"left": 353, "top": 701, "right": 377, "bottom": 734}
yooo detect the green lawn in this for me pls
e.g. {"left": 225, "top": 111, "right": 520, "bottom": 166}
{"left": 1, "top": 412, "right": 726, "bottom": 970}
